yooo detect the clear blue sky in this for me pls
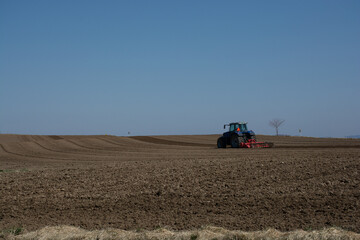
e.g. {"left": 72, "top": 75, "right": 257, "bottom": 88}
{"left": 1, "top": 0, "right": 359, "bottom": 137}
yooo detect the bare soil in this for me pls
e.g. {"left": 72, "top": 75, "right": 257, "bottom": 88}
{"left": 0, "top": 134, "right": 359, "bottom": 232}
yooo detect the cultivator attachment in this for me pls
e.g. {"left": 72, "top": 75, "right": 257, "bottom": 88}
{"left": 240, "top": 139, "right": 274, "bottom": 148}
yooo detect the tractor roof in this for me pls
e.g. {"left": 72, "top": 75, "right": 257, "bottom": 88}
{"left": 229, "top": 122, "right": 247, "bottom": 125}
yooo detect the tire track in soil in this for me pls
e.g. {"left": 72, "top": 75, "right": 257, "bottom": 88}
{"left": 18, "top": 142, "right": 74, "bottom": 160}
{"left": 88, "top": 137, "right": 168, "bottom": 152}
{"left": 48, "top": 135, "right": 64, "bottom": 140}
{"left": 33, "top": 140, "right": 130, "bottom": 158}
{"left": 0, "top": 143, "right": 69, "bottom": 161}
{"left": 130, "top": 136, "right": 215, "bottom": 147}
{"left": 96, "top": 136, "right": 183, "bottom": 151}
{"left": 65, "top": 139, "right": 132, "bottom": 153}
{"left": 65, "top": 139, "right": 112, "bottom": 151}
{"left": 32, "top": 141, "right": 100, "bottom": 157}
{"left": 38, "top": 138, "right": 162, "bottom": 159}
{"left": 30, "top": 135, "right": 43, "bottom": 142}
{"left": 19, "top": 135, "right": 32, "bottom": 142}
{"left": 95, "top": 137, "right": 156, "bottom": 152}
{"left": 96, "top": 136, "right": 135, "bottom": 147}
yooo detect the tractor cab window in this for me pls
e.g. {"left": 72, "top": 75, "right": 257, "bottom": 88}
{"left": 230, "top": 124, "right": 241, "bottom": 132}
{"left": 230, "top": 123, "right": 248, "bottom": 132}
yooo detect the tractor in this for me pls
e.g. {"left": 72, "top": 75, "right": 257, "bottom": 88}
{"left": 217, "top": 122, "right": 273, "bottom": 148}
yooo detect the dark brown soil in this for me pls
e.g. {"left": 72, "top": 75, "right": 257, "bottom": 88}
{"left": 0, "top": 134, "right": 359, "bottom": 232}
{"left": 131, "top": 136, "right": 215, "bottom": 147}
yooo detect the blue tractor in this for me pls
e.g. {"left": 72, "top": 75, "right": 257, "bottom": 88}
{"left": 217, "top": 122, "right": 273, "bottom": 148}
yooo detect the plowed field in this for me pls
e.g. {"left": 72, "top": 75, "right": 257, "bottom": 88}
{"left": 0, "top": 134, "right": 359, "bottom": 233}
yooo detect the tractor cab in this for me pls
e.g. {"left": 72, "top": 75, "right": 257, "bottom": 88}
{"left": 225, "top": 122, "right": 248, "bottom": 133}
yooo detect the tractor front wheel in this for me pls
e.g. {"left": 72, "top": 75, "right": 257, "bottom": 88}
{"left": 217, "top": 137, "right": 226, "bottom": 148}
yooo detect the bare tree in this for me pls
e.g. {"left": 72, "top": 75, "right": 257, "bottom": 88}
{"left": 269, "top": 119, "right": 285, "bottom": 136}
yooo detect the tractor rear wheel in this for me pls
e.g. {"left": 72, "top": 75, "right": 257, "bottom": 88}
{"left": 217, "top": 137, "right": 226, "bottom": 148}
{"left": 230, "top": 135, "right": 240, "bottom": 148}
